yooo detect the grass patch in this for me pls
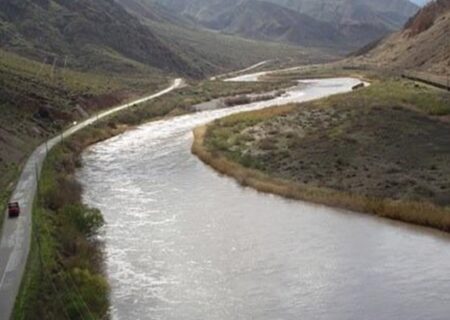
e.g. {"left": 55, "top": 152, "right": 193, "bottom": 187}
{"left": 347, "top": 78, "right": 450, "bottom": 116}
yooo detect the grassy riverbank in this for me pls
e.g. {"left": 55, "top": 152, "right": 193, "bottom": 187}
{"left": 12, "top": 78, "right": 291, "bottom": 319}
{"left": 13, "top": 143, "right": 108, "bottom": 320}
{"left": 193, "top": 77, "right": 450, "bottom": 231}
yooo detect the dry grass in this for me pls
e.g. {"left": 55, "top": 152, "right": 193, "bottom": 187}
{"left": 217, "top": 103, "right": 296, "bottom": 125}
{"left": 193, "top": 126, "right": 450, "bottom": 232}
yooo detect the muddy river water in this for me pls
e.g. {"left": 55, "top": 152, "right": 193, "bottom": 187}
{"left": 77, "top": 78, "right": 450, "bottom": 320}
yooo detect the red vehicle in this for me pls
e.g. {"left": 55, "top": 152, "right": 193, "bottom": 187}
{"left": 8, "top": 202, "right": 20, "bottom": 218}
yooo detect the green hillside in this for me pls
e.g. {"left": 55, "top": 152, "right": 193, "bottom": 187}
{"left": 0, "top": 0, "right": 200, "bottom": 76}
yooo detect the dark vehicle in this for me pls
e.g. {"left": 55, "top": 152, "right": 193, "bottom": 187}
{"left": 8, "top": 202, "right": 20, "bottom": 218}
{"left": 352, "top": 83, "right": 365, "bottom": 91}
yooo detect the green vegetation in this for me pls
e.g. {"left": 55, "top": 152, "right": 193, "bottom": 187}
{"left": 355, "top": 79, "right": 450, "bottom": 115}
{"left": 0, "top": 0, "right": 198, "bottom": 76}
{"left": 13, "top": 144, "right": 107, "bottom": 320}
{"left": 0, "top": 49, "right": 167, "bottom": 104}
{"left": 196, "top": 76, "right": 450, "bottom": 231}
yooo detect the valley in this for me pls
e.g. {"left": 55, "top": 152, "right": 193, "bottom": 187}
{"left": 151, "top": 0, "right": 419, "bottom": 49}
{"left": 78, "top": 74, "right": 450, "bottom": 319}
{"left": 0, "top": 0, "right": 449, "bottom": 319}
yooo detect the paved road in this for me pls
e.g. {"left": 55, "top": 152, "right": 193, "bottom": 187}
{"left": 210, "top": 60, "right": 271, "bottom": 80}
{"left": 0, "top": 78, "right": 183, "bottom": 320}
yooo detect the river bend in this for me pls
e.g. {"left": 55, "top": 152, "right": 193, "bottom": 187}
{"left": 77, "top": 78, "right": 450, "bottom": 320}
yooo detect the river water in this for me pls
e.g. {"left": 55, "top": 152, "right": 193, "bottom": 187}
{"left": 77, "top": 78, "right": 450, "bottom": 320}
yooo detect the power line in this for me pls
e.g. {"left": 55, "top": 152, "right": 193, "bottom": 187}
{"left": 35, "top": 57, "right": 48, "bottom": 78}
{"left": 56, "top": 271, "right": 89, "bottom": 320}
{"left": 35, "top": 208, "right": 91, "bottom": 320}
{"left": 66, "top": 272, "right": 96, "bottom": 320}
{"left": 38, "top": 219, "right": 89, "bottom": 320}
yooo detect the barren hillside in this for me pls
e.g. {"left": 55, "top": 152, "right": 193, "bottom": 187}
{"left": 355, "top": 0, "right": 450, "bottom": 75}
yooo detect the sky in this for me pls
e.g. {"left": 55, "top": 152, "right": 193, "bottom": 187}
{"left": 410, "top": 0, "right": 431, "bottom": 6}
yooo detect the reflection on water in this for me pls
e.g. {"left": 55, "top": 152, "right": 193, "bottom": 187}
{"left": 77, "top": 79, "right": 450, "bottom": 320}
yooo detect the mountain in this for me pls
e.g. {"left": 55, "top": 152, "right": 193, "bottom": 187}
{"left": 0, "top": 0, "right": 201, "bottom": 76}
{"left": 153, "top": 0, "right": 344, "bottom": 48}
{"left": 154, "top": 0, "right": 420, "bottom": 50}
{"left": 195, "top": 0, "right": 345, "bottom": 49}
{"left": 354, "top": 0, "right": 450, "bottom": 75}
{"left": 265, "top": 0, "right": 418, "bottom": 28}
{"left": 117, "top": 0, "right": 336, "bottom": 73}
{"left": 260, "top": 0, "right": 420, "bottom": 46}
{"left": 117, "top": 0, "right": 196, "bottom": 27}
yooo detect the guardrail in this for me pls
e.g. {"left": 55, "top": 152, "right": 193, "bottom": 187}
{"left": 401, "top": 71, "right": 450, "bottom": 91}
{"left": 342, "top": 63, "right": 450, "bottom": 91}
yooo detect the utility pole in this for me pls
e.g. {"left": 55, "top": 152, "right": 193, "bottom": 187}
{"left": 35, "top": 163, "right": 40, "bottom": 198}
{"left": 62, "top": 55, "right": 68, "bottom": 84}
{"left": 447, "top": 70, "right": 449, "bottom": 91}
{"left": 36, "top": 57, "right": 47, "bottom": 78}
{"left": 50, "top": 56, "right": 58, "bottom": 82}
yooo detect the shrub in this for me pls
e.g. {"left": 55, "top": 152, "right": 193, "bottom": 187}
{"left": 63, "top": 205, "right": 104, "bottom": 238}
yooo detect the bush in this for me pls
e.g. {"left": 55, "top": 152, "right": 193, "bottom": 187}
{"left": 224, "top": 95, "right": 251, "bottom": 106}
{"left": 68, "top": 268, "right": 109, "bottom": 318}
{"left": 43, "top": 176, "right": 82, "bottom": 211}
{"left": 63, "top": 205, "right": 104, "bottom": 238}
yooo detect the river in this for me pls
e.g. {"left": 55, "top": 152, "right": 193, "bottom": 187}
{"left": 77, "top": 78, "right": 450, "bottom": 320}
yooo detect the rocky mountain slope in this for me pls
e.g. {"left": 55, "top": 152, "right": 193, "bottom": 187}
{"left": 355, "top": 0, "right": 450, "bottom": 75}
{"left": 266, "top": 0, "right": 418, "bottom": 28}
{"left": 266, "top": 0, "right": 419, "bottom": 46}
{"left": 154, "top": 0, "right": 419, "bottom": 50}
{"left": 195, "top": 0, "right": 344, "bottom": 49}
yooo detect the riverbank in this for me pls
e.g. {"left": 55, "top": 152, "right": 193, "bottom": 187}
{"left": 193, "top": 78, "right": 450, "bottom": 232}
{"left": 11, "top": 78, "right": 292, "bottom": 319}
